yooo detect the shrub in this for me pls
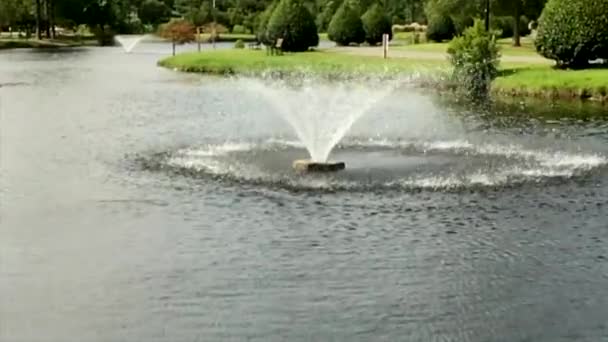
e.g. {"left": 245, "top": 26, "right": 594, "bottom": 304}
{"left": 93, "top": 25, "right": 115, "bottom": 46}
{"left": 232, "top": 24, "right": 248, "bottom": 34}
{"left": 327, "top": 0, "right": 365, "bottom": 46}
{"left": 234, "top": 39, "right": 245, "bottom": 48}
{"left": 491, "top": 16, "right": 530, "bottom": 39}
{"left": 535, "top": 0, "right": 608, "bottom": 68}
{"left": 426, "top": 12, "right": 455, "bottom": 42}
{"left": 266, "top": 0, "right": 319, "bottom": 52}
{"left": 361, "top": 4, "right": 392, "bottom": 45}
{"left": 256, "top": 0, "right": 278, "bottom": 44}
{"left": 316, "top": 0, "right": 341, "bottom": 32}
{"left": 447, "top": 19, "right": 500, "bottom": 98}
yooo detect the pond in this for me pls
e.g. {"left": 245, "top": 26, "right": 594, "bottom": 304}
{"left": 1, "top": 43, "right": 607, "bottom": 342}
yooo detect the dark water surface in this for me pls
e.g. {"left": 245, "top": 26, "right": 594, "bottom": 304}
{"left": 1, "top": 44, "right": 608, "bottom": 342}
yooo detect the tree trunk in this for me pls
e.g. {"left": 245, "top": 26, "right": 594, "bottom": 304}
{"left": 172, "top": 40, "right": 176, "bottom": 56}
{"left": 484, "top": 0, "right": 490, "bottom": 31}
{"left": 513, "top": 4, "right": 521, "bottom": 47}
{"left": 45, "top": 0, "right": 51, "bottom": 38}
{"left": 35, "top": 0, "right": 42, "bottom": 39}
{"left": 50, "top": 0, "right": 56, "bottom": 39}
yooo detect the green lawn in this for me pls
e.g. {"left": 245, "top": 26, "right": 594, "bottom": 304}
{"left": 196, "top": 33, "right": 257, "bottom": 42}
{"left": 494, "top": 66, "right": 608, "bottom": 99}
{"left": 394, "top": 37, "right": 538, "bottom": 56}
{"left": 159, "top": 49, "right": 608, "bottom": 101}
{"left": 158, "top": 49, "right": 446, "bottom": 76}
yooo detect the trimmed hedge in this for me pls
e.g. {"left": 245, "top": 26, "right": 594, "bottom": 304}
{"left": 266, "top": 0, "right": 319, "bottom": 52}
{"left": 327, "top": 0, "right": 365, "bottom": 46}
{"left": 361, "top": 3, "right": 392, "bottom": 45}
{"left": 426, "top": 12, "right": 455, "bottom": 42}
{"left": 535, "top": 0, "right": 608, "bottom": 68}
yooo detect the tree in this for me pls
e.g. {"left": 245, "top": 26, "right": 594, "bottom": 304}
{"left": 492, "top": 0, "right": 546, "bottom": 46}
{"left": 327, "top": 0, "right": 365, "bottom": 46}
{"left": 266, "top": 0, "right": 319, "bottom": 52}
{"left": 361, "top": 3, "right": 392, "bottom": 45}
{"left": 315, "top": 0, "right": 341, "bottom": 32}
{"left": 535, "top": 0, "right": 608, "bottom": 68}
{"left": 255, "top": 0, "right": 278, "bottom": 43}
{"left": 158, "top": 18, "right": 195, "bottom": 55}
{"left": 138, "top": 0, "right": 170, "bottom": 25}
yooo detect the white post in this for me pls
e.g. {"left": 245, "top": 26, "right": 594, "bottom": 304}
{"left": 382, "top": 33, "right": 389, "bottom": 59}
{"left": 212, "top": 0, "right": 216, "bottom": 49}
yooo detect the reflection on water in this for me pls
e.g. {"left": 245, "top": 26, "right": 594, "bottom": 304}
{"left": 1, "top": 43, "right": 607, "bottom": 342}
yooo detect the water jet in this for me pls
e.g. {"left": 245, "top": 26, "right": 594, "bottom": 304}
{"left": 115, "top": 35, "right": 148, "bottom": 53}
{"left": 243, "top": 77, "right": 399, "bottom": 172}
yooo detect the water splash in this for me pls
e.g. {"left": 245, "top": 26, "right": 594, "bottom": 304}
{"left": 115, "top": 35, "right": 149, "bottom": 53}
{"left": 237, "top": 76, "right": 402, "bottom": 162}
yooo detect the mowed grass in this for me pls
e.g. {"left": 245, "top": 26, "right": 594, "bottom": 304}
{"left": 197, "top": 33, "right": 257, "bottom": 42}
{"left": 159, "top": 49, "right": 608, "bottom": 101}
{"left": 394, "top": 37, "right": 538, "bottom": 56}
{"left": 494, "top": 66, "right": 608, "bottom": 99}
{"left": 158, "top": 49, "right": 446, "bottom": 76}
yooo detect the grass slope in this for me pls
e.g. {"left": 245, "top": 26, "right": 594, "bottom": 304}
{"left": 159, "top": 49, "right": 608, "bottom": 101}
{"left": 158, "top": 49, "right": 445, "bottom": 76}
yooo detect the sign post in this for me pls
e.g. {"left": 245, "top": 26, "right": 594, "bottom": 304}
{"left": 382, "top": 33, "right": 389, "bottom": 59}
{"left": 197, "top": 27, "right": 201, "bottom": 52}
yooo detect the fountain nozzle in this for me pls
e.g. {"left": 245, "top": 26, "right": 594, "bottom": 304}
{"left": 293, "top": 159, "right": 346, "bottom": 173}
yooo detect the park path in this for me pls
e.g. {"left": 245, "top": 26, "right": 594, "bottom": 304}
{"left": 325, "top": 46, "right": 552, "bottom": 64}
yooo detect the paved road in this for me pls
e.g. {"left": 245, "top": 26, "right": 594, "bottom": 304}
{"left": 325, "top": 46, "right": 553, "bottom": 64}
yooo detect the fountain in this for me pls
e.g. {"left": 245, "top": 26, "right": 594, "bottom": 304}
{"left": 115, "top": 34, "right": 148, "bottom": 53}
{"left": 245, "top": 76, "right": 399, "bottom": 172}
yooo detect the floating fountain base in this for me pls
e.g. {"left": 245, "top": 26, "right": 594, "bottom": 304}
{"left": 293, "top": 159, "right": 346, "bottom": 173}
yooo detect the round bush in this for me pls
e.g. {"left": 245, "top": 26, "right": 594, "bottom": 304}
{"left": 535, "top": 0, "right": 608, "bottom": 68}
{"left": 447, "top": 19, "right": 500, "bottom": 98}
{"left": 426, "top": 13, "right": 455, "bottom": 42}
{"left": 361, "top": 4, "right": 392, "bottom": 45}
{"left": 327, "top": 0, "right": 365, "bottom": 46}
{"left": 266, "top": 0, "right": 319, "bottom": 52}
{"left": 232, "top": 24, "right": 248, "bottom": 34}
{"left": 234, "top": 39, "right": 245, "bottom": 49}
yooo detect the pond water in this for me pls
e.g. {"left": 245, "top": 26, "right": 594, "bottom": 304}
{"left": 1, "top": 43, "right": 607, "bottom": 342}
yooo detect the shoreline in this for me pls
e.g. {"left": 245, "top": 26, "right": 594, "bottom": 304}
{"left": 158, "top": 50, "right": 608, "bottom": 104}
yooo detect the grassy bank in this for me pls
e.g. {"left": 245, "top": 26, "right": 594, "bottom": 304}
{"left": 158, "top": 49, "right": 608, "bottom": 102}
{"left": 394, "top": 37, "right": 538, "bottom": 56}
{"left": 0, "top": 36, "right": 98, "bottom": 49}
{"left": 495, "top": 66, "right": 608, "bottom": 100}
{"left": 197, "top": 33, "right": 256, "bottom": 43}
{"left": 158, "top": 49, "right": 445, "bottom": 76}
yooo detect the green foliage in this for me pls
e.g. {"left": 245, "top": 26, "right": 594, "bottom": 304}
{"left": 234, "top": 38, "right": 245, "bottom": 48}
{"left": 231, "top": 24, "right": 248, "bottom": 34}
{"left": 315, "top": 0, "right": 341, "bottom": 32}
{"left": 426, "top": 12, "right": 455, "bottom": 42}
{"left": 138, "top": 0, "right": 170, "bottom": 26}
{"left": 491, "top": 15, "right": 531, "bottom": 39}
{"left": 266, "top": 0, "right": 319, "bottom": 52}
{"left": 535, "top": 0, "right": 608, "bottom": 68}
{"left": 92, "top": 25, "right": 116, "bottom": 46}
{"left": 327, "top": 0, "right": 365, "bottom": 46}
{"left": 447, "top": 19, "right": 500, "bottom": 98}
{"left": 361, "top": 3, "right": 392, "bottom": 45}
{"left": 255, "top": 0, "right": 278, "bottom": 44}
{"left": 158, "top": 18, "right": 195, "bottom": 44}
